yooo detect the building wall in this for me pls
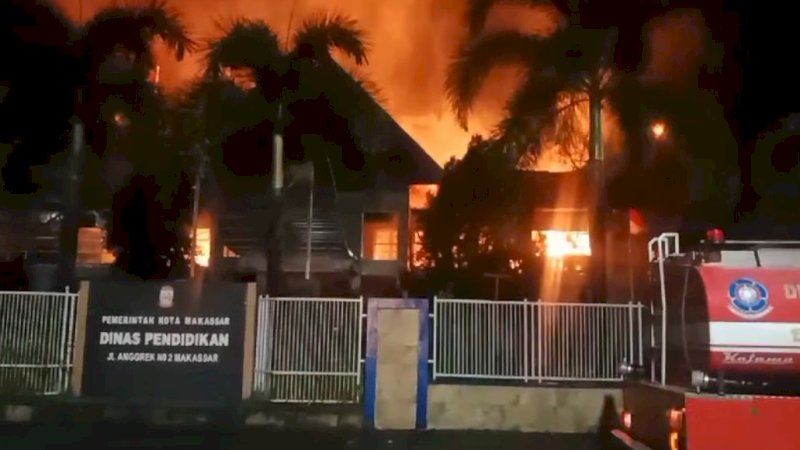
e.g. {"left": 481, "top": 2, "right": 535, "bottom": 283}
{"left": 362, "top": 297, "right": 623, "bottom": 432}
{"left": 427, "top": 384, "right": 621, "bottom": 433}
{"left": 338, "top": 189, "right": 409, "bottom": 278}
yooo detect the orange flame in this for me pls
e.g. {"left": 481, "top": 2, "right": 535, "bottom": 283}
{"left": 54, "top": 1, "right": 711, "bottom": 166}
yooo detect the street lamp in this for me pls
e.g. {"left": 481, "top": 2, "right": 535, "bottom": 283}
{"left": 651, "top": 120, "right": 666, "bottom": 140}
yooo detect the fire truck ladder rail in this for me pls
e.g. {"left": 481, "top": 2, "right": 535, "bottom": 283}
{"left": 648, "top": 232, "right": 681, "bottom": 385}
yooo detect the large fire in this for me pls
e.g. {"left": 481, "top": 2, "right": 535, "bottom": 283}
{"left": 533, "top": 230, "right": 591, "bottom": 258}
{"left": 54, "top": 0, "right": 711, "bottom": 166}
{"left": 51, "top": 0, "right": 707, "bottom": 298}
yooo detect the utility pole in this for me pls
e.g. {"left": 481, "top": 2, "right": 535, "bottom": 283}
{"left": 588, "top": 27, "right": 618, "bottom": 304}
{"left": 57, "top": 116, "right": 85, "bottom": 290}
{"left": 304, "top": 163, "right": 314, "bottom": 281}
{"left": 267, "top": 3, "right": 296, "bottom": 295}
{"left": 267, "top": 105, "right": 285, "bottom": 295}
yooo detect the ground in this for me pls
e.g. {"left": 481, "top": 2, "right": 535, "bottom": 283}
{"left": 0, "top": 423, "right": 613, "bottom": 449}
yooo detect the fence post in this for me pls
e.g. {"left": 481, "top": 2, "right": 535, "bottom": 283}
{"left": 431, "top": 295, "right": 438, "bottom": 381}
{"left": 263, "top": 295, "right": 273, "bottom": 399}
{"left": 637, "top": 303, "right": 644, "bottom": 367}
{"left": 241, "top": 283, "right": 258, "bottom": 400}
{"left": 627, "top": 301, "right": 634, "bottom": 374}
{"left": 357, "top": 295, "right": 365, "bottom": 391}
{"left": 536, "top": 299, "right": 543, "bottom": 382}
{"left": 58, "top": 290, "right": 75, "bottom": 393}
{"left": 70, "top": 281, "right": 90, "bottom": 397}
{"left": 523, "top": 298, "right": 529, "bottom": 382}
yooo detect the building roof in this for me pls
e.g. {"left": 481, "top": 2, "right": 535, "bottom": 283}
{"left": 320, "top": 62, "right": 442, "bottom": 186}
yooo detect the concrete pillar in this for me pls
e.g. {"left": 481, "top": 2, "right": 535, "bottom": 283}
{"left": 363, "top": 297, "right": 429, "bottom": 430}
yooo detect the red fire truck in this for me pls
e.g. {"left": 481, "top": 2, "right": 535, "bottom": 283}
{"left": 612, "top": 230, "right": 800, "bottom": 450}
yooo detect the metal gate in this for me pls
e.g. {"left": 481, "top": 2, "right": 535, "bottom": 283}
{"left": 0, "top": 289, "right": 78, "bottom": 395}
{"left": 253, "top": 296, "right": 364, "bottom": 403}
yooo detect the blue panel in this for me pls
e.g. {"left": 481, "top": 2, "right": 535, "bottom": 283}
{"left": 415, "top": 298, "right": 429, "bottom": 429}
{"left": 363, "top": 297, "right": 430, "bottom": 430}
{"left": 363, "top": 298, "right": 380, "bottom": 428}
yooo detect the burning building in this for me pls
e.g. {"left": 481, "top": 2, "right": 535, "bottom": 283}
{"left": 522, "top": 169, "right": 643, "bottom": 302}
{"left": 204, "top": 61, "right": 442, "bottom": 296}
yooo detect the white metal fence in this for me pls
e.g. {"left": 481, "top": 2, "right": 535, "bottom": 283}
{"left": 254, "top": 296, "right": 364, "bottom": 403}
{"left": 432, "top": 298, "right": 644, "bottom": 382}
{"left": 0, "top": 289, "right": 78, "bottom": 395}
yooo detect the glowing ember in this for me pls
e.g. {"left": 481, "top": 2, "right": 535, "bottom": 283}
{"left": 113, "top": 112, "right": 129, "bottom": 127}
{"left": 221, "top": 66, "right": 257, "bottom": 91}
{"left": 148, "top": 64, "right": 161, "bottom": 85}
{"left": 532, "top": 230, "right": 591, "bottom": 258}
{"left": 651, "top": 120, "right": 666, "bottom": 139}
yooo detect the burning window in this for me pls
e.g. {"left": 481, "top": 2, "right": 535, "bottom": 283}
{"left": 194, "top": 227, "right": 211, "bottom": 267}
{"left": 408, "top": 210, "right": 426, "bottom": 269}
{"left": 363, "top": 212, "right": 399, "bottom": 261}
{"left": 531, "top": 230, "right": 591, "bottom": 258}
{"left": 223, "top": 246, "right": 239, "bottom": 258}
{"left": 77, "top": 227, "right": 116, "bottom": 265}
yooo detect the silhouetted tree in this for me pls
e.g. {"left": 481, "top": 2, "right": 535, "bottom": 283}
{"left": 0, "top": 0, "right": 78, "bottom": 198}
{"left": 187, "top": 13, "right": 373, "bottom": 198}
{"left": 75, "top": 1, "right": 196, "bottom": 278}
{"left": 419, "top": 136, "right": 537, "bottom": 298}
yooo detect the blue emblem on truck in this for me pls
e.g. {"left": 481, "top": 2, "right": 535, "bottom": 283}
{"left": 729, "top": 278, "right": 772, "bottom": 319}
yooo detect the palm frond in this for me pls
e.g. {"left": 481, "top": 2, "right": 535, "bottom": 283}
{"left": 292, "top": 12, "right": 369, "bottom": 65}
{"left": 493, "top": 74, "right": 574, "bottom": 163}
{"left": 203, "top": 18, "right": 283, "bottom": 77}
{"left": 136, "top": 0, "right": 196, "bottom": 61}
{"left": 548, "top": 91, "right": 590, "bottom": 168}
{"left": 465, "top": 0, "right": 570, "bottom": 35}
{"left": 82, "top": 0, "right": 195, "bottom": 65}
{"left": 445, "top": 30, "right": 550, "bottom": 129}
{"left": 3, "top": 0, "right": 77, "bottom": 45}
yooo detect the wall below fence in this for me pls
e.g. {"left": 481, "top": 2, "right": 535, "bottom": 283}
{"left": 427, "top": 384, "right": 621, "bottom": 433}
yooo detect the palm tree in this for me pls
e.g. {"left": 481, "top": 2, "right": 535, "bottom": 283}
{"left": 78, "top": 0, "right": 195, "bottom": 85}
{"left": 0, "top": 0, "right": 78, "bottom": 198}
{"left": 446, "top": 0, "right": 708, "bottom": 301}
{"left": 72, "top": 0, "right": 196, "bottom": 280}
{"left": 0, "top": 0, "right": 197, "bottom": 283}
{"left": 449, "top": 1, "right": 675, "bottom": 164}
{"left": 202, "top": 13, "right": 368, "bottom": 162}
{"left": 184, "top": 12, "right": 370, "bottom": 288}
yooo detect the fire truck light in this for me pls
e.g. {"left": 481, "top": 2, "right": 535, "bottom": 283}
{"left": 706, "top": 228, "right": 725, "bottom": 243}
{"left": 669, "top": 431, "right": 680, "bottom": 450}
{"left": 621, "top": 411, "right": 632, "bottom": 429}
{"left": 668, "top": 408, "right": 684, "bottom": 431}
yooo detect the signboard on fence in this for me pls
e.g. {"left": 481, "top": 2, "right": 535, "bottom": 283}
{"left": 80, "top": 281, "right": 250, "bottom": 406}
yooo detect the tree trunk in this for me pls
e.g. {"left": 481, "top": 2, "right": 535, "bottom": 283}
{"left": 267, "top": 131, "right": 285, "bottom": 295}
{"left": 588, "top": 92, "right": 607, "bottom": 303}
{"left": 58, "top": 117, "right": 85, "bottom": 290}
